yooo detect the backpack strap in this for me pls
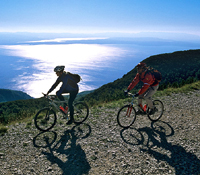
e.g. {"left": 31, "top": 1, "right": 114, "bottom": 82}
{"left": 140, "top": 69, "right": 150, "bottom": 81}
{"left": 140, "top": 69, "right": 158, "bottom": 86}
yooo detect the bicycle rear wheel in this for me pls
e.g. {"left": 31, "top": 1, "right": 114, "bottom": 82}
{"left": 147, "top": 100, "right": 164, "bottom": 121}
{"left": 34, "top": 107, "right": 57, "bottom": 131}
{"left": 117, "top": 105, "right": 136, "bottom": 128}
{"left": 73, "top": 102, "right": 89, "bottom": 124}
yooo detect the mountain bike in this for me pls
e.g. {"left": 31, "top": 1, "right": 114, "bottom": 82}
{"left": 34, "top": 94, "right": 89, "bottom": 132}
{"left": 117, "top": 92, "right": 164, "bottom": 128}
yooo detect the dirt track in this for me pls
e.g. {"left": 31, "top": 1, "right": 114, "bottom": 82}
{"left": 0, "top": 90, "right": 200, "bottom": 174}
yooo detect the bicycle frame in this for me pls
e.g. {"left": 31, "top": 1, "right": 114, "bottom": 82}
{"left": 117, "top": 92, "right": 164, "bottom": 128}
{"left": 127, "top": 92, "right": 148, "bottom": 115}
{"left": 45, "top": 95, "right": 70, "bottom": 117}
{"left": 127, "top": 92, "right": 135, "bottom": 106}
{"left": 35, "top": 94, "right": 89, "bottom": 131}
{"left": 126, "top": 92, "right": 164, "bottom": 118}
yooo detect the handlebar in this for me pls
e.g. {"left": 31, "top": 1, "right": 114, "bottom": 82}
{"left": 127, "top": 92, "right": 135, "bottom": 97}
{"left": 124, "top": 90, "right": 135, "bottom": 97}
{"left": 42, "top": 93, "right": 56, "bottom": 101}
{"left": 124, "top": 89, "right": 139, "bottom": 98}
{"left": 42, "top": 92, "right": 46, "bottom": 97}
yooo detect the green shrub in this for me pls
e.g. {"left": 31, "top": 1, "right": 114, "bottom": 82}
{"left": 0, "top": 126, "right": 8, "bottom": 135}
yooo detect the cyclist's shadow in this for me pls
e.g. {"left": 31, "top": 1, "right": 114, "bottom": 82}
{"left": 120, "top": 121, "right": 200, "bottom": 175}
{"left": 33, "top": 123, "right": 91, "bottom": 175}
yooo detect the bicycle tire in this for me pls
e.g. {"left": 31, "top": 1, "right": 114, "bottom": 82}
{"left": 34, "top": 107, "right": 57, "bottom": 131}
{"left": 73, "top": 102, "right": 89, "bottom": 124}
{"left": 117, "top": 105, "right": 136, "bottom": 128}
{"left": 147, "top": 100, "right": 164, "bottom": 121}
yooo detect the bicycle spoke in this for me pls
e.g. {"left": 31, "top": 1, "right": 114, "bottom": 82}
{"left": 73, "top": 102, "right": 89, "bottom": 124}
{"left": 117, "top": 105, "right": 136, "bottom": 128}
{"left": 34, "top": 108, "right": 57, "bottom": 131}
{"left": 147, "top": 100, "right": 164, "bottom": 121}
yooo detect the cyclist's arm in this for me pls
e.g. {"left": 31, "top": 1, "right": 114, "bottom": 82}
{"left": 138, "top": 73, "right": 154, "bottom": 95}
{"left": 138, "top": 83, "right": 150, "bottom": 95}
{"left": 127, "top": 73, "right": 140, "bottom": 91}
{"left": 47, "top": 77, "right": 61, "bottom": 94}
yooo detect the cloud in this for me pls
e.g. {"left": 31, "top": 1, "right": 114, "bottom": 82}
{"left": 27, "top": 37, "right": 108, "bottom": 43}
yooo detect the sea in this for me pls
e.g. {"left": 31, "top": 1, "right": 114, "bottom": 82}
{"left": 0, "top": 34, "right": 200, "bottom": 98}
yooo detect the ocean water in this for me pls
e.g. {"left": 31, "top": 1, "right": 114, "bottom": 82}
{"left": 0, "top": 37, "right": 200, "bottom": 98}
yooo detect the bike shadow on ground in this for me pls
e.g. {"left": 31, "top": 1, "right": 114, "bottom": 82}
{"left": 120, "top": 121, "right": 200, "bottom": 175}
{"left": 33, "top": 123, "right": 91, "bottom": 175}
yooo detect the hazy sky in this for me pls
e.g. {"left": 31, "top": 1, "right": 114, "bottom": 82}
{"left": 1, "top": 0, "right": 200, "bottom": 36}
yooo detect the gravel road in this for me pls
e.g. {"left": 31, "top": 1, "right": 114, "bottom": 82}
{"left": 0, "top": 90, "right": 200, "bottom": 175}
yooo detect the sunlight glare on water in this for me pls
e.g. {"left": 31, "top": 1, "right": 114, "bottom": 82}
{"left": 2, "top": 43, "right": 126, "bottom": 97}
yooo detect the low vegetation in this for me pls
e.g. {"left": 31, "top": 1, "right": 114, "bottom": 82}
{"left": 0, "top": 125, "right": 8, "bottom": 136}
{"left": 0, "top": 97, "right": 48, "bottom": 125}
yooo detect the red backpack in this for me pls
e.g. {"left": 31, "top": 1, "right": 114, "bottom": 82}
{"left": 145, "top": 68, "right": 162, "bottom": 83}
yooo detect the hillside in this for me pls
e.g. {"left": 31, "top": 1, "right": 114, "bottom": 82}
{"left": 0, "top": 97, "right": 47, "bottom": 124}
{"left": 0, "top": 89, "right": 33, "bottom": 103}
{"left": 81, "top": 49, "right": 200, "bottom": 105}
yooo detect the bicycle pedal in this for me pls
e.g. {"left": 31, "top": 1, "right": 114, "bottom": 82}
{"left": 59, "top": 109, "right": 66, "bottom": 115}
{"left": 136, "top": 111, "right": 145, "bottom": 115}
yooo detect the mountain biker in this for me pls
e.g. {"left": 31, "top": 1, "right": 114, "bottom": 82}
{"left": 46, "top": 65, "right": 79, "bottom": 124}
{"left": 124, "top": 62, "right": 159, "bottom": 115}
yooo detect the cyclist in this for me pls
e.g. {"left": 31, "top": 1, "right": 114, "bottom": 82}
{"left": 124, "top": 62, "right": 159, "bottom": 115}
{"left": 46, "top": 65, "right": 79, "bottom": 124}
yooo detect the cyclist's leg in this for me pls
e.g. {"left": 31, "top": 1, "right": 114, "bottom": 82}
{"left": 144, "top": 85, "right": 159, "bottom": 110}
{"left": 56, "top": 93, "right": 67, "bottom": 107}
{"left": 138, "top": 94, "right": 145, "bottom": 112}
{"left": 68, "top": 90, "right": 78, "bottom": 121}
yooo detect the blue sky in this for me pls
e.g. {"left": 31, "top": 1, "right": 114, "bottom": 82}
{"left": 1, "top": 0, "right": 200, "bottom": 36}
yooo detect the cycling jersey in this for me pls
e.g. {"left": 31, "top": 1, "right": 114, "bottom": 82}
{"left": 127, "top": 70, "right": 159, "bottom": 95}
{"left": 47, "top": 72, "right": 79, "bottom": 96}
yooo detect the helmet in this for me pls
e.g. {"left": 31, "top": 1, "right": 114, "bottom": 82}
{"left": 54, "top": 65, "right": 65, "bottom": 72}
{"left": 136, "top": 62, "right": 147, "bottom": 69}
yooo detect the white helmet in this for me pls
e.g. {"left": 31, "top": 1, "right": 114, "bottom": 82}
{"left": 54, "top": 65, "right": 65, "bottom": 72}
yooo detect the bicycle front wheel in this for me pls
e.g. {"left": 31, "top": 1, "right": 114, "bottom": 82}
{"left": 73, "top": 102, "right": 89, "bottom": 124}
{"left": 34, "top": 107, "right": 57, "bottom": 131}
{"left": 147, "top": 100, "right": 164, "bottom": 121}
{"left": 117, "top": 105, "right": 136, "bottom": 128}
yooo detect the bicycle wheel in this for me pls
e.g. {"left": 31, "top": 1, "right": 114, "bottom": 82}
{"left": 147, "top": 100, "right": 164, "bottom": 121}
{"left": 34, "top": 107, "right": 57, "bottom": 131}
{"left": 73, "top": 102, "right": 89, "bottom": 124}
{"left": 117, "top": 105, "right": 136, "bottom": 128}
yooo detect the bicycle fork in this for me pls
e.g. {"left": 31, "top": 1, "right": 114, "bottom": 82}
{"left": 126, "top": 105, "right": 133, "bottom": 117}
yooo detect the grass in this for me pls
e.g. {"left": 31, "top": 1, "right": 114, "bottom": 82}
{"left": 0, "top": 115, "right": 34, "bottom": 135}
{"left": 155, "top": 81, "right": 200, "bottom": 97}
{"left": 0, "top": 125, "right": 9, "bottom": 136}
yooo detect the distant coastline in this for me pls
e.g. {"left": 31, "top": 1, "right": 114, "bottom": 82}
{"left": 1, "top": 32, "right": 200, "bottom": 98}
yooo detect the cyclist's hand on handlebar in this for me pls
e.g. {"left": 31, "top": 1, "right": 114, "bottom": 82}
{"left": 42, "top": 92, "right": 47, "bottom": 97}
{"left": 134, "top": 93, "right": 139, "bottom": 97}
{"left": 124, "top": 89, "right": 130, "bottom": 96}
